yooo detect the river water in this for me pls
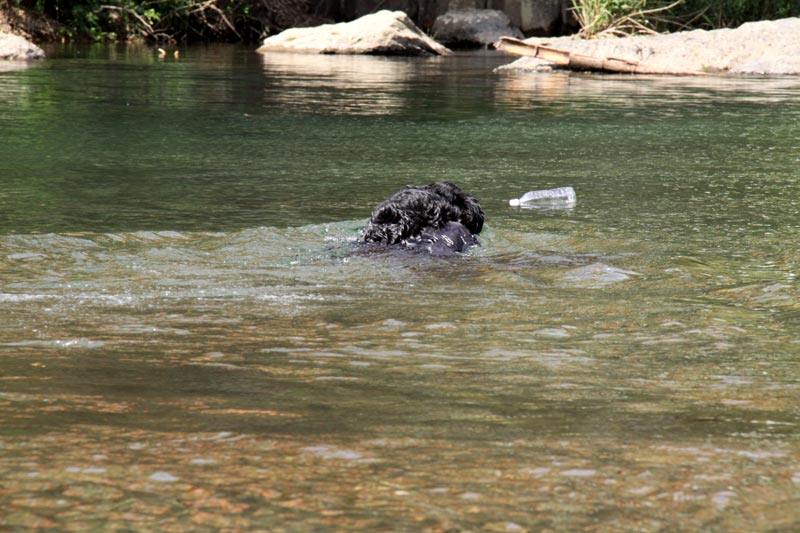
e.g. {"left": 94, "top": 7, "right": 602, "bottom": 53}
{"left": 1, "top": 44, "right": 799, "bottom": 531}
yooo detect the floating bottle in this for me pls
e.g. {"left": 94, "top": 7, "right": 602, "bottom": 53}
{"left": 509, "top": 186, "right": 576, "bottom": 207}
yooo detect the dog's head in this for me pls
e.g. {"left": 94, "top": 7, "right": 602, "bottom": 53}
{"left": 361, "top": 182, "right": 484, "bottom": 246}
{"left": 362, "top": 189, "right": 436, "bottom": 244}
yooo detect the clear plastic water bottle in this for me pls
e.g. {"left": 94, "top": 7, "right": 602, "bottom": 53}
{"left": 509, "top": 186, "right": 576, "bottom": 207}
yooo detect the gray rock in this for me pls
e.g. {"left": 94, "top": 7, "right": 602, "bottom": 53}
{"left": 432, "top": 9, "right": 523, "bottom": 48}
{"left": 0, "top": 31, "right": 45, "bottom": 61}
{"left": 497, "top": 17, "right": 800, "bottom": 76}
{"left": 257, "top": 10, "right": 450, "bottom": 56}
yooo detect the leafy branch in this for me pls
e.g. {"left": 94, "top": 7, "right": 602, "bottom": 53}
{"left": 572, "top": 0, "right": 684, "bottom": 37}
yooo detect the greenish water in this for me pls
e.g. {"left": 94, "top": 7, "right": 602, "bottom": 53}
{"left": 1, "top": 44, "right": 799, "bottom": 531}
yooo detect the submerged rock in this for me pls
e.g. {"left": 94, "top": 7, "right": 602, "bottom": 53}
{"left": 432, "top": 9, "right": 523, "bottom": 48}
{"left": 497, "top": 17, "right": 800, "bottom": 75}
{"left": 562, "top": 263, "right": 639, "bottom": 287}
{"left": 148, "top": 471, "right": 179, "bottom": 482}
{"left": 257, "top": 10, "right": 450, "bottom": 56}
{"left": 0, "top": 31, "right": 45, "bottom": 61}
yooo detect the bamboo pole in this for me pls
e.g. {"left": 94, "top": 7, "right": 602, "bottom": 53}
{"left": 496, "top": 37, "right": 705, "bottom": 76}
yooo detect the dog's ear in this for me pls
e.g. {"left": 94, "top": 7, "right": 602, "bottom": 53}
{"left": 363, "top": 204, "right": 409, "bottom": 244}
{"left": 460, "top": 197, "right": 485, "bottom": 235}
{"left": 424, "top": 182, "right": 484, "bottom": 234}
{"left": 370, "top": 203, "right": 400, "bottom": 224}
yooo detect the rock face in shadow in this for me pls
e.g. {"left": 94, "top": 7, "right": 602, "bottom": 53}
{"left": 316, "top": 0, "right": 576, "bottom": 36}
{"left": 497, "top": 17, "right": 800, "bottom": 75}
{"left": 257, "top": 10, "right": 450, "bottom": 56}
{"left": 432, "top": 9, "right": 523, "bottom": 48}
{"left": 0, "top": 31, "right": 45, "bottom": 61}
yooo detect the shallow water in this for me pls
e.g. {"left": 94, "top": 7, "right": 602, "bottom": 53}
{"left": 1, "top": 44, "right": 799, "bottom": 531}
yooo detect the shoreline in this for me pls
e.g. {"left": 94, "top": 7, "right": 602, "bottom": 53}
{"left": 4, "top": 11, "right": 800, "bottom": 77}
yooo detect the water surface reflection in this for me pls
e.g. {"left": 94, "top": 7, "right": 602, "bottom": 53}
{"left": 260, "top": 53, "right": 418, "bottom": 115}
{"left": 494, "top": 70, "right": 800, "bottom": 110}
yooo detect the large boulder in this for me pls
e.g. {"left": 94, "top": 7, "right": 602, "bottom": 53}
{"left": 257, "top": 10, "right": 450, "bottom": 56}
{"left": 497, "top": 17, "right": 800, "bottom": 75}
{"left": 432, "top": 9, "right": 523, "bottom": 48}
{"left": 0, "top": 31, "right": 45, "bottom": 61}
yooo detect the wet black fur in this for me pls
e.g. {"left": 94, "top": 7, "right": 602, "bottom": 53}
{"left": 361, "top": 182, "right": 484, "bottom": 253}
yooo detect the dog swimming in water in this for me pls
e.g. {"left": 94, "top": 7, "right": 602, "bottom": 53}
{"left": 361, "top": 182, "right": 484, "bottom": 254}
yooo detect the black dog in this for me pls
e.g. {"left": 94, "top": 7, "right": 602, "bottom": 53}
{"left": 361, "top": 182, "right": 484, "bottom": 253}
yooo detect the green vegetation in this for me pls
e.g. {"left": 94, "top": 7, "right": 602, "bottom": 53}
{"left": 670, "top": 0, "right": 800, "bottom": 28}
{"left": 571, "top": 0, "right": 680, "bottom": 37}
{"left": 571, "top": 0, "right": 800, "bottom": 37}
{"left": 3, "top": 0, "right": 311, "bottom": 42}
